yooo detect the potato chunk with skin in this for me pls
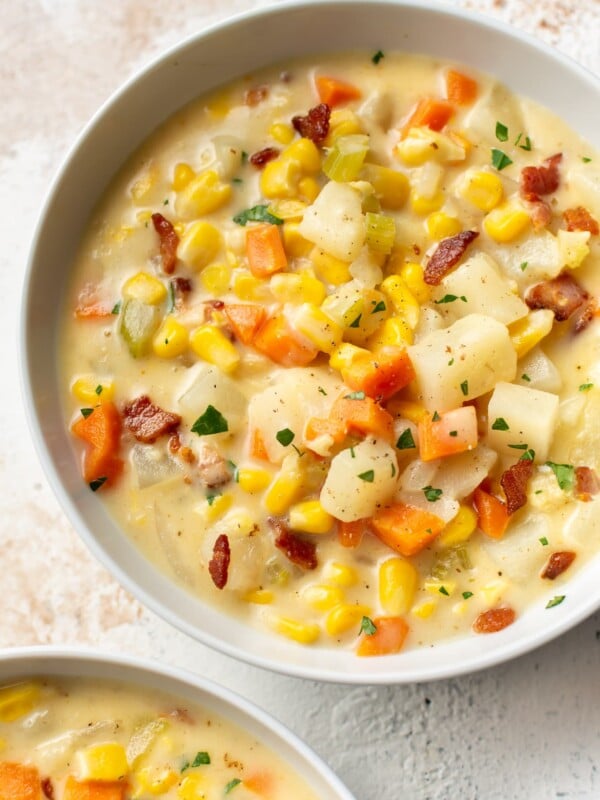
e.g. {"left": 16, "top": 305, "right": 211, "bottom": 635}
{"left": 320, "top": 438, "right": 399, "bottom": 522}
{"left": 487, "top": 381, "right": 559, "bottom": 462}
{"left": 409, "top": 314, "right": 517, "bottom": 412}
{"left": 298, "top": 181, "right": 366, "bottom": 261}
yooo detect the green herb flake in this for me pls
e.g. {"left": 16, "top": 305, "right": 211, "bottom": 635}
{"left": 539, "top": 536, "right": 549, "bottom": 546}
{"left": 191, "top": 751, "right": 211, "bottom": 767}
{"left": 519, "top": 261, "right": 528, "bottom": 272}
{"left": 521, "top": 373, "right": 531, "bottom": 382}
{"left": 546, "top": 595, "right": 565, "bottom": 609}
{"left": 206, "top": 492, "right": 221, "bottom": 506}
{"left": 241, "top": 150, "right": 248, "bottom": 164}
{"left": 518, "top": 136, "right": 532, "bottom": 151}
{"left": 372, "top": 50, "right": 385, "bottom": 65}
{"left": 232, "top": 177, "right": 243, "bottom": 184}
{"left": 225, "top": 779, "right": 242, "bottom": 794}
{"left": 276, "top": 428, "right": 295, "bottom": 447}
{"left": 350, "top": 447, "right": 356, "bottom": 459}
{"left": 396, "top": 428, "right": 416, "bottom": 450}
{"left": 360, "top": 615, "right": 377, "bottom": 635}
{"left": 520, "top": 448, "right": 536, "bottom": 462}
{"left": 448, "top": 358, "right": 454, "bottom": 366}
{"left": 434, "top": 294, "right": 467, "bottom": 304}
{"left": 449, "top": 430, "right": 458, "bottom": 437}
{"left": 432, "top": 411, "right": 441, "bottom": 422}
{"left": 358, "top": 470, "right": 375, "bottom": 483}
{"left": 191, "top": 405, "right": 229, "bottom": 436}
{"left": 80, "top": 408, "right": 94, "bottom": 418}
{"left": 391, "top": 463, "right": 396, "bottom": 478}
{"left": 371, "top": 300, "right": 386, "bottom": 313}
{"left": 492, "top": 417, "right": 509, "bottom": 431}
{"left": 546, "top": 461, "right": 575, "bottom": 492}
{"left": 462, "top": 591, "right": 474, "bottom": 600}
{"left": 163, "top": 198, "right": 169, "bottom": 205}
{"left": 460, "top": 380, "right": 469, "bottom": 396}
{"left": 89, "top": 476, "right": 107, "bottom": 492}
{"left": 579, "top": 383, "right": 594, "bottom": 392}
{"left": 422, "top": 485, "right": 443, "bottom": 502}
{"left": 111, "top": 301, "right": 121, "bottom": 315}
{"left": 345, "top": 390, "right": 366, "bottom": 400}
{"left": 233, "top": 204, "right": 283, "bottom": 226}
{"left": 495, "top": 121, "right": 509, "bottom": 142}
{"left": 318, "top": 386, "right": 327, "bottom": 396}
{"left": 491, "top": 148, "right": 513, "bottom": 171}
{"left": 95, "top": 384, "right": 103, "bottom": 396}
{"left": 439, "top": 585, "right": 450, "bottom": 596}
{"left": 349, "top": 313, "right": 362, "bottom": 328}
{"left": 582, "top": 156, "right": 592, "bottom": 163}
{"left": 508, "top": 443, "right": 528, "bottom": 450}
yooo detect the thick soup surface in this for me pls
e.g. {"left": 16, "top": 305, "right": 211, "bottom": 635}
{"left": 61, "top": 52, "right": 600, "bottom": 657}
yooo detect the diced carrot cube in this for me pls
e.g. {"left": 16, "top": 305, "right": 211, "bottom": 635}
{"left": 330, "top": 395, "right": 395, "bottom": 442}
{"left": 371, "top": 503, "right": 444, "bottom": 556}
{"left": 315, "top": 76, "right": 362, "bottom": 107}
{"left": 340, "top": 346, "right": 415, "bottom": 400}
{"left": 0, "top": 763, "right": 41, "bottom": 800}
{"left": 445, "top": 69, "right": 478, "bottom": 105}
{"left": 71, "top": 402, "right": 123, "bottom": 485}
{"left": 224, "top": 304, "right": 266, "bottom": 345}
{"left": 63, "top": 777, "right": 126, "bottom": 800}
{"left": 253, "top": 314, "right": 318, "bottom": 367}
{"left": 473, "top": 487, "right": 510, "bottom": 539}
{"left": 357, "top": 616, "right": 409, "bottom": 656}
{"left": 400, "top": 97, "right": 454, "bottom": 139}
{"left": 338, "top": 519, "right": 366, "bottom": 548}
{"left": 246, "top": 224, "right": 287, "bottom": 278}
{"left": 418, "top": 406, "right": 478, "bottom": 462}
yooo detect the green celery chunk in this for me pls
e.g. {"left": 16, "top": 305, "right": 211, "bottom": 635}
{"left": 323, "top": 134, "right": 370, "bottom": 182}
{"left": 120, "top": 298, "right": 161, "bottom": 357}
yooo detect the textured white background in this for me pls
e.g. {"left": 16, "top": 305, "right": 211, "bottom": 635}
{"left": 2, "top": 1, "right": 600, "bottom": 798}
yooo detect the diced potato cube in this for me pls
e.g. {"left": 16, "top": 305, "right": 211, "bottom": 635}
{"left": 557, "top": 229, "right": 591, "bottom": 270}
{"left": 298, "top": 181, "right": 366, "bottom": 261}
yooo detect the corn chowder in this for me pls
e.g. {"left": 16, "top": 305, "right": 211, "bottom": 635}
{"left": 0, "top": 677, "right": 318, "bottom": 799}
{"left": 61, "top": 52, "right": 600, "bottom": 657}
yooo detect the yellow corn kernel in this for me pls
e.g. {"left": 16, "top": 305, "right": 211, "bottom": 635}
{"left": 424, "top": 580, "right": 456, "bottom": 597}
{"left": 72, "top": 376, "right": 115, "bottom": 404}
{"left": 282, "top": 137, "right": 322, "bottom": 174}
{"left": 411, "top": 598, "right": 438, "bottom": 619}
{"left": 77, "top": 742, "right": 129, "bottom": 782}
{"left": 368, "top": 316, "right": 414, "bottom": 348}
{"left": 379, "top": 557, "right": 418, "bottom": 615}
{"left": 459, "top": 170, "right": 504, "bottom": 212}
{"left": 189, "top": 324, "right": 240, "bottom": 373}
{"left": 298, "top": 176, "right": 321, "bottom": 203}
{"left": 323, "top": 561, "right": 358, "bottom": 587}
{"left": 325, "top": 109, "right": 363, "bottom": 146}
{"left": 329, "top": 341, "right": 368, "bottom": 372}
{"left": 136, "top": 210, "right": 153, "bottom": 225}
{"left": 135, "top": 766, "right": 178, "bottom": 795}
{"left": 122, "top": 271, "right": 167, "bottom": 305}
{"left": 232, "top": 270, "right": 270, "bottom": 301}
{"left": 269, "top": 122, "right": 295, "bottom": 144}
{"left": 302, "top": 584, "right": 345, "bottom": 611}
{"left": 0, "top": 682, "right": 39, "bottom": 722}
{"left": 426, "top": 211, "right": 462, "bottom": 241}
{"left": 263, "top": 455, "right": 305, "bottom": 515}
{"left": 270, "top": 272, "right": 326, "bottom": 306}
{"left": 437, "top": 505, "right": 478, "bottom": 548}
{"left": 130, "top": 164, "right": 159, "bottom": 205}
{"left": 175, "top": 169, "right": 232, "bottom": 219}
{"left": 268, "top": 199, "right": 308, "bottom": 221}
{"left": 380, "top": 275, "right": 420, "bottom": 328}
{"left": 260, "top": 158, "right": 301, "bottom": 200}
{"left": 178, "top": 774, "right": 206, "bottom": 800}
{"left": 483, "top": 202, "right": 531, "bottom": 243}
{"left": 386, "top": 399, "right": 428, "bottom": 424}
{"left": 200, "top": 263, "right": 231, "bottom": 296}
{"left": 172, "top": 162, "right": 195, "bottom": 191}
{"left": 361, "top": 163, "right": 409, "bottom": 210}
{"left": 398, "top": 261, "right": 430, "bottom": 304}
{"left": 282, "top": 221, "right": 314, "bottom": 259}
{"left": 272, "top": 616, "right": 320, "bottom": 644}
{"left": 396, "top": 127, "right": 467, "bottom": 166}
{"left": 152, "top": 317, "right": 189, "bottom": 359}
{"left": 410, "top": 190, "right": 445, "bottom": 215}
{"left": 244, "top": 589, "right": 274, "bottom": 604}
{"left": 177, "top": 221, "right": 222, "bottom": 271}
{"left": 293, "top": 303, "right": 343, "bottom": 353}
{"left": 508, "top": 309, "right": 555, "bottom": 358}
{"left": 289, "top": 500, "right": 334, "bottom": 534}
{"left": 310, "top": 248, "right": 352, "bottom": 286}
{"left": 237, "top": 468, "right": 272, "bottom": 494}
{"left": 325, "top": 604, "right": 371, "bottom": 636}
{"left": 480, "top": 579, "right": 508, "bottom": 606}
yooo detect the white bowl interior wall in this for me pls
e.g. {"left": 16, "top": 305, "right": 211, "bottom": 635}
{"left": 22, "top": 0, "right": 600, "bottom": 682}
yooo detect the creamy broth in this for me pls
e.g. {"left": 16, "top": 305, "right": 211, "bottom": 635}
{"left": 0, "top": 677, "right": 319, "bottom": 799}
{"left": 60, "top": 52, "right": 600, "bottom": 655}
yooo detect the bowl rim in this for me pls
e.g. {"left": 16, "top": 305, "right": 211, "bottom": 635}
{"left": 20, "top": 0, "right": 600, "bottom": 685}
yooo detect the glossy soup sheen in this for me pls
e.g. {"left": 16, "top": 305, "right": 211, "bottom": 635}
{"left": 61, "top": 52, "right": 600, "bottom": 656}
{"left": 0, "top": 677, "right": 319, "bottom": 799}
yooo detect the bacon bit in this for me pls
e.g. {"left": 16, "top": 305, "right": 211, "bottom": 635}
{"left": 520, "top": 153, "right": 562, "bottom": 202}
{"left": 209, "top": 533, "right": 231, "bottom": 589}
{"left": 74, "top": 301, "right": 113, "bottom": 319}
{"left": 528, "top": 199, "right": 553, "bottom": 231}
{"left": 526, "top": 273, "right": 589, "bottom": 322}
{"left": 152, "top": 212, "right": 179, "bottom": 274}
{"left": 170, "top": 276, "right": 192, "bottom": 309}
{"left": 210, "top": 299, "right": 225, "bottom": 309}
{"left": 42, "top": 778, "right": 55, "bottom": 800}
{"left": 500, "top": 458, "right": 534, "bottom": 515}
{"left": 269, "top": 518, "right": 318, "bottom": 570}
{"left": 197, "top": 444, "right": 231, "bottom": 489}
{"left": 424, "top": 230, "right": 479, "bottom": 285}
{"left": 291, "top": 103, "right": 331, "bottom": 145}
{"left": 250, "top": 147, "right": 280, "bottom": 169}
{"left": 244, "top": 85, "right": 269, "bottom": 106}
{"left": 541, "top": 550, "right": 576, "bottom": 580}
{"left": 123, "top": 395, "right": 181, "bottom": 443}
{"left": 472, "top": 606, "right": 516, "bottom": 634}
{"left": 575, "top": 466, "right": 600, "bottom": 501}
{"left": 563, "top": 206, "right": 599, "bottom": 235}
{"left": 573, "top": 298, "right": 598, "bottom": 334}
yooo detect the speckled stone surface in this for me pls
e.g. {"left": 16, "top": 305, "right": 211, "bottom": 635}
{"left": 2, "top": 1, "right": 600, "bottom": 798}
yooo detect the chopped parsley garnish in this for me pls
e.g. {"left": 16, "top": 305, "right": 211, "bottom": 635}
{"left": 521, "top": 373, "right": 531, "bottom": 382}
{"left": 432, "top": 411, "right": 441, "bottom": 422}
{"left": 345, "top": 390, "right": 366, "bottom": 400}
{"left": 546, "top": 461, "right": 575, "bottom": 492}
{"left": 89, "top": 476, "right": 107, "bottom": 492}
{"left": 191, "top": 405, "right": 229, "bottom": 436}
{"left": 350, "top": 447, "right": 356, "bottom": 458}
{"left": 233, "top": 204, "right": 283, "bottom": 226}
{"left": 292, "top": 444, "right": 305, "bottom": 458}
{"left": 80, "top": 408, "right": 94, "bottom": 418}
{"left": 358, "top": 470, "right": 375, "bottom": 483}
{"left": 422, "top": 485, "right": 442, "bottom": 502}
{"left": 206, "top": 492, "right": 221, "bottom": 506}
{"left": 232, "top": 177, "right": 243, "bottom": 184}
{"left": 439, "top": 585, "right": 449, "bottom": 596}
{"left": 372, "top": 50, "right": 385, "bottom": 64}
{"left": 448, "top": 358, "right": 454, "bottom": 366}
{"left": 360, "top": 615, "right": 377, "bottom": 635}
{"left": 434, "top": 294, "right": 467, "bottom": 304}
{"left": 391, "top": 463, "right": 396, "bottom": 478}
{"left": 491, "top": 148, "right": 513, "bottom": 171}
{"left": 546, "top": 595, "right": 565, "bottom": 609}
{"left": 95, "top": 384, "right": 103, "bottom": 395}
{"left": 372, "top": 300, "right": 386, "bottom": 313}
{"left": 515, "top": 133, "right": 532, "bottom": 151}
{"left": 462, "top": 591, "right": 474, "bottom": 600}
{"left": 519, "top": 261, "right": 528, "bottom": 272}
{"left": 276, "top": 428, "right": 295, "bottom": 446}
{"left": 460, "top": 380, "right": 469, "bottom": 396}
{"left": 241, "top": 150, "right": 248, "bottom": 164}
{"left": 111, "top": 301, "right": 121, "bottom": 315}
{"left": 539, "top": 537, "right": 549, "bottom": 546}
{"left": 163, "top": 198, "right": 169, "bottom": 205}
{"left": 225, "top": 779, "right": 242, "bottom": 794}
{"left": 181, "top": 751, "right": 211, "bottom": 772}
{"left": 449, "top": 430, "right": 458, "bottom": 437}
{"left": 579, "top": 383, "right": 594, "bottom": 392}
{"left": 582, "top": 156, "right": 592, "bottom": 163}
{"left": 495, "top": 121, "right": 509, "bottom": 142}
{"left": 508, "top": 443, "right": 528, "bottom": 450}
{"left": 396, "top": 428, "right": 416, "bottom": 450}
{"left": 520, "top": 448, "right": 536, "bottom": 462}
{"left": 492, "top": 417, "right": 509, "bottom": 431}
{"left": 349, "top": 313, "right": 362, "bottom": 328}
{"left": 318, "top": 386, "right": 327, "bottom": 395}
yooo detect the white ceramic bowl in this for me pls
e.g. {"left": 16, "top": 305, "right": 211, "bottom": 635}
{"left": 21, "top": 0, "right": 600, "bottom": 683}
{"left": 0, "top": 647, "right": 355, "bottom": 798}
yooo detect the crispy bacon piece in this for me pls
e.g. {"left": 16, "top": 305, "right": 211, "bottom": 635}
{"left": 573, "top": 298, "right": 598, "bottom": 334}
{"left": 500, "top": 458, "right": 534, "bottom": 515}
{"left": 525, "top": 273, "right": 588, "bottom": 321}
{"left": 209, "top": 534, "right": 231, "bottom": 589}
{"left": 423, "top": 230, "right": 479, "bottom": 285}
{"left": 528, "top": 199, "right": 553, "bottom": 231}
{"left": 269, "top": 518, "right": 318, "bottom": 570}
{"left": 520, "top": 152, "right": 562, "bottom": 202}
{"left": 244, "top": 85, "right": 269, "bottom": 106}
{"left": 575, "top": 466, "right": 600, "bottom": 501}
{"left": 152, "top": 212, "right": 179, "bottom": 274}
{"left": 123, "top": 395, "right": 181, "bottom": 443}
{"left": 291, "top": 103, "right": 331, "bottom": 144}
{"left": 563, "top": 206, "right": 599, "bottom": 235}
{"left": 472, "top": 606, "right": 516, "bottom": 634}
{"left": 42, "top": 778, "right": 55, "bottom": 800}
{"left": 541, "top": 551, "right": 576, "bottom": 580}
{"left": 197, "top": 443, "right": 231, "bottom": 489}
{"left": 170, "top": 276, "right": 192, "bottom": 309}
{"left": 250, "top": 147, "right": 280, "bottom": 168}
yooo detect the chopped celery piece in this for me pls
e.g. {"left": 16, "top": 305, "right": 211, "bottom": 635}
{"left": 323, "top": 134, "right": 370, "bottom": 182}
{"left": 365, "top": 212, "right": 396, "bottom": 253}
{"left": 455, "top": 545, "right": 473, "bottom": 570}
{"left": 120, "top": 298, "right": 161, "bottom": 357}
{"left": 127, "top": 718, "right": 169, "bottom": 767}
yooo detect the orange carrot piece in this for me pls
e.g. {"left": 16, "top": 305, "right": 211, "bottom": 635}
{"left": 304, "top": 416, "right": 346, "bottom": 448}
{"left": 63, "top": 777, "right": 126, "bottom": 800}
{"left": 357, "top": 616, "right": 409, "bottom": 657}
{"left": 246, "top": 224, "right": 288, "bottom": 278}
{"left": 473, "top": 487, "right": 510, "bottom": 539}
{"left": 330, "top": 395, "right": 395, "bottom": 442}
{"left": 445, "top": 69, "right": 478, "bottom": 105}
{"left": 400, "top": 97, "right": 454, "bottom": 139}
{"left": 71, "top": 402, "right": 123, "bottom": 485}
{"left": 224, "top": 303, "right": 266, "bottom": 345}
{"left": 0, "top": 763, "right": 41, "bottom": 800}
{"left": 74, "top": 301, "right": 113, "bottom": 320}
{"left": 340, "top": 346, "right": 415, "bottom": 400}
{"left": 243, "top": 771, "right": 273, "bottom": 795}
{"left": 249, "top": 428, "right": 270, "bottom": 461}
{"left": 338, "top": 519, "right": 366, "bottom": 548}
{"left": 371, "top": 503, "right": 444, "bottom": 556}
{"left": 418, "top": 406, "right": 478, "bottom": 462}
{"left": 253, "top": 314, "right": 318, "bottom": 367}
{"left": 315, "top": 75, "right": 362, "bottom": 107}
